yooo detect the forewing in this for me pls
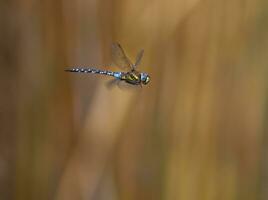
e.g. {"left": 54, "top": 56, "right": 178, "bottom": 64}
{"left": 111, "top": 43, "right": 133, "bottom": 70}
{"left": 134, "top": 49, "right": 144, "bottom": 68}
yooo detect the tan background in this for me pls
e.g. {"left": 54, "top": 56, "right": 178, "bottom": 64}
{"left": 1, "top": 0, "right": 268, "bottom": 199}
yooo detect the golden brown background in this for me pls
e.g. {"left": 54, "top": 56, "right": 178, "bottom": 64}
{"left": 1, "top": 0, "right": 268, "bottom": 199}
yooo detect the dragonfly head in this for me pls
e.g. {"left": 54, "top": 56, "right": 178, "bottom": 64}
{"left": 140, "top": 73, "right": 150, "bottom": 85}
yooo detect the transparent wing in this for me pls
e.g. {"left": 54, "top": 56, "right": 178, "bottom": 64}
{"left": 116, "top": 80, "right": 142, "bottom": 91}
{"left": 134, "top": 49, "right": 144, "bottom": 68}
{"left": 106, "top": 78, "right": 141, "bottom": 90}
{"left": 106, "top": 78, "right": 120, "bottom": 89}
{"left": 111, "top": 43, "right": 134, "bottom": 70}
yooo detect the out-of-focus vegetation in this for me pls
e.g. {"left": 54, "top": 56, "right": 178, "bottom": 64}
{"left": 1, "top": 0, "right": 268, "bottom": 199}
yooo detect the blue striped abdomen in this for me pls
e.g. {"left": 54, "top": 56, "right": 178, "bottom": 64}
{"left": 65, "top": 67, "right": 123, "bottom": 79}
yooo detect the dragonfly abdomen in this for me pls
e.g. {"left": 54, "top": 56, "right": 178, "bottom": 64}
{"left": 65, "top": 67, "right": 114, "bottom": 76}
{"left": 65, "top": 67, "right": 124, "bottom": 79}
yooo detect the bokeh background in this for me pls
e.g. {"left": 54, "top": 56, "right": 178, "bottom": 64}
{"left": 1, "top": 0, "right": 268, "bottom": 199}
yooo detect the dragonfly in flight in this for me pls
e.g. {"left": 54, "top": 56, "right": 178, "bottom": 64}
{"left": 65, "top": 43, "right": 150, "bottom": 86}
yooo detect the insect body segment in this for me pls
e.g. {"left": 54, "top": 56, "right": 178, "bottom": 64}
{"left": 65, "top": 68, "right": 115, "bottom": 77}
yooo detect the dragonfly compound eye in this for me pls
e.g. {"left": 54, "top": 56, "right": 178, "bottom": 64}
{"left": 145, "top": 75, "right": 150, "bottom": 84}
{"left": 141, "top": 73, "right": 150, "bottom": 85}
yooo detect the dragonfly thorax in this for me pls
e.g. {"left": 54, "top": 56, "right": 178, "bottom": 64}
{"left": 122, "top": 71, "right": 141, "bottom": 85}
{"left": 122, "top": 71, "right": 150, "bottom": 85}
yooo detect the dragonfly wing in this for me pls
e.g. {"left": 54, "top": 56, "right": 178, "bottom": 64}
{"left": 106, "top": 78, "right": 120, "bottom": 89}
{"left": 134, "top": 49, "right": 144, "bottom": 68}
{"left": 106, "top": 78, "right": 140, "bottom": 90}
{"left": 117, "top": 80, "right": 141, "bottom": 91}
{"left": 111, "top": 43, "right": 134, "bottom": 70}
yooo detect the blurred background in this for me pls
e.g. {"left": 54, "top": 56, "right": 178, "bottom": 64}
{"left": 1, "top": 0, "right": 268, "bottom": 199}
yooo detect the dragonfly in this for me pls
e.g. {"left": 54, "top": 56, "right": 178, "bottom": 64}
{"left": 65, "top": 43, "right": 150, "bottom": 87}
